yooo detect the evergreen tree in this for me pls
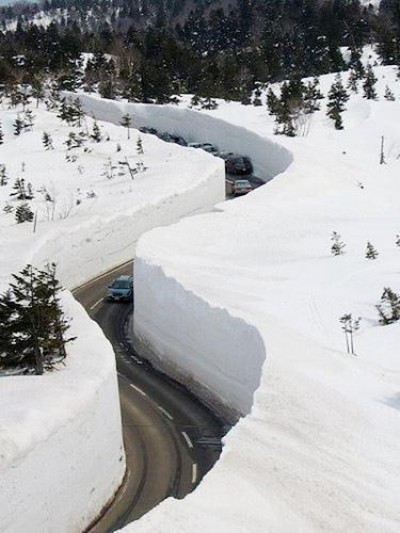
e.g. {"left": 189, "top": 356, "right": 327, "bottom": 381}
{"left": 384, "top": 85, "right": 395, "bottom": 101}
{"left": 266, "top": 88, "right": 280, "bottom": 115}
{"left": 347, "top": 69, "right": 359, "bottom": 93}
{"left": 24, "top": 109, "right": 35, "bottom": 131}
{"left": 0, "top": 164, "right": 7, "bottom": 186}
{"left": 331, "top": 231, "right": 346, "bottom": 255}
{"left": 13, "top": 115, "right": 25, "bottom": 136}
{"left": 303, "top": 78, "right": 322, "bottom": 114}
{"left": 120, "top": 113, "right": 132, "bottom": 139}
{"left": 0, "top": 264, "right": 74, "bottom": 374}
{"left": 348, "top": 47, "right": 365, "bottom": 79}
{"left": 363, "top": 65, "right": 378, "bottom": 100}
{"left": 253, "top": 83, "right": 262, "bottom": 106}
{"left": 395, "top": 234, "right": 400, "bottom": 247}
{"left": 327, "top": 74, "right": 349, "bottom": 130}
{"left": 0, "top": 121, "right": 3, "bottom": 144}
{"left": 15, "top": 202, "right": 34, "bottom": 224}
{"left": 201, "top": 96, "right": 218, "bottom": 110}
{"left": 365, "top": 241, "right": 379, "bottom": 259}
{"left": 42, "top": 131, "right": 54, "bottom": 150}
{"left": 376, "top": 287, "right": 400, "bottom": 325}
{"left": 10, "top": 178, "right": 28, "bottom": 200}
{"left": 136, "top": 135, "right": 144, "bottom": 155}
{"left": 90, "top": 120, "right": 102, "bottom": 142}
{"left": 190, "top": 94, "right": 201, "bottom": 108}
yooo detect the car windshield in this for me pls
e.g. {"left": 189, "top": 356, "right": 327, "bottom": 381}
{"left": 236, "top": 181, "right": 250, "bottom": 186}
{"left": 112, "top": 279, "right": 131, "bottom": 289}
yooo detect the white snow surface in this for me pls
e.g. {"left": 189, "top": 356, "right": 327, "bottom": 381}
{"left": 0, "top": 97, "right": 224, "bottom": 531}
{"left": 0, "top": 293, "right": 125, "bottom": 532}
{"left": 128, "top": 65, "right": 400, "bottom": 531}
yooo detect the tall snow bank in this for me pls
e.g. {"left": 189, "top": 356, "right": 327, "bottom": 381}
{"left": 0, "top": 292, "right": 125, "bottom": 532}
{"left": 134, "top": 256, "right": 265, "bottom": 419}
{"left": 74, "top": 93, "right": 293, "bottom": 181}
{"left": 128, "top": 66, "right": 400, "bottom": 531}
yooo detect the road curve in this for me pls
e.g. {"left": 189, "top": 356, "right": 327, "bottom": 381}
{"left": 73, "top": 261, "right": 228, "bottom": 532}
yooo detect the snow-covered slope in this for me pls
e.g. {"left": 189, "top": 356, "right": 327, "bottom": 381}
{"left": 129, "top": 65, "right": 400, "bottom": 531}
{"left": 0, "top": 97, "right": 224, "bottom": 531}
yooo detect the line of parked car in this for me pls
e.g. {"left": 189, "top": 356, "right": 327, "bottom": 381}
{"left": 139, "top": 127, "right": 254, "bottom": 187}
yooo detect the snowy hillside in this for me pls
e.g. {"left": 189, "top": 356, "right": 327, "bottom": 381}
{"left": 130, "top": 64, "right": 400, "bottom": 531}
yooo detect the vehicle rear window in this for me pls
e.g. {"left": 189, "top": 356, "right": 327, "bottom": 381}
{"left": 112, "top": 280, "right": 131, "bottom": 289}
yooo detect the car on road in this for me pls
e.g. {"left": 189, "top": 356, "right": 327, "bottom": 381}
{"left": 107, "top": 275, "right": 133, "bottom": 302}
{"left": 225, "top": 155, "right": 253, "bottom": 175}
{"left": 233, "top": 179, "right": 253, "bottom": 196}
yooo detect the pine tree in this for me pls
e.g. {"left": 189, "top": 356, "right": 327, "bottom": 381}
{"left": 266, "top": 88, "right": 280, "bottom": 115}
{"left": 190, "top": 94, "right": 201, "bottom": 108}
{"left": 327, "top": 74, "right": 349, "bottom": 130}
{"left": 15, "top": 203, "right": 34, "bottom": 224}
{"left": 0, "top": 264, "right": 74, "bottom": 373}
{"left": 0, "top": 121, "right": 3, "bottom": 144}
{"left": 253, "top": 83, "right": 262, "bottom": 106}
{"left": 90, "top": 120, "right": 102, "bottom": 143}
{"left": 384, "top": 85, "right": 395, "bottom": 101}
{"left": 120, "top": 113, "right": 132, "bottom": 139}
{"left": 57, "top": 98, "right": 72, "bottom": 123}
{"left": 201, "top": 96, "right": 218, "bottom": 110}
{"left": 42, "top": 131, "right": 54, "bottom": 150}
{"left": 13, "top": 115, "right": 25, "bottom": 136}
{"left": 347, "top": 69, "right": 359, "bottom": 93}
{"left": 395, "top": 234, "right": 400, "bottom": 247}
{"left": 71, "top": 99, "right": 85, "bottom": 127}
{"left": 10, "top": 178, "right": 27, "bottom": 200}
{"left": 363, "top": 65, "right": 378, "bottom": 100}
{"left": 0, "top": 164, "right": 7, "bottom": 186}
{"left": 136, "top": 135, "right": 144, "bottom": 155}
{"left": 376, "top": 287, "right": 400, "bottom": 325}
{"left": 24, "top": 109, "right": 35, "bottom": 131}
{"left": 331, "top": 231, "right": 346, "bottom": 255}
{"left": 365, "top": 241, "right": 379, "bottom": 259}
{"left": 303, "top": 79, "right": 322, "bottom": 114}
{"left": 348, "top": 47, "right": 365, "bottom": 79}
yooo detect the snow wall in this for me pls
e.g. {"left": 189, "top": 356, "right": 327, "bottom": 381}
{"left": 32, "top": 156, "right": 223, "bottom": 289}
{"left": 91, "top": 100, "right": 293, "bottom": 418}
{"left": 72, "top": 93, "right": 293, "bottom": 181}
{"left": 1, "top": 100, "right": 226, "bottom": 532}
{"left": 133, "top": 258, "right": 266, "bottom": 420}
{"left": 0, "top": 293, "right": 125, "bottom": 533}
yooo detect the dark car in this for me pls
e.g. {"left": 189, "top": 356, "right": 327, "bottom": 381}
{"left": 139, "top": 127, "right": 158, "bottom": 135}
{"left": 170, "top": 135, "right": 187, "bottom": 146}
{"left": 225, "top": 156, "right": 253, "bottom": 175}
{"left": 107, "top": 275, "right": 133, "bottom": 302}
{"left": 233, "top": 179, "right": 253, "bottom": 196}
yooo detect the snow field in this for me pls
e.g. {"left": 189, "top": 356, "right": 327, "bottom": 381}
{"left": 0, "top": 98, "right": 225, "bottom": 531}
{"left": 128, "top": 64, "right": 400, "bottom": 532}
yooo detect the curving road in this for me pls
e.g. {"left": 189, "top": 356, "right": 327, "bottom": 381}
{"left": 73, "top": 261, "right": 228, "bottom": 532}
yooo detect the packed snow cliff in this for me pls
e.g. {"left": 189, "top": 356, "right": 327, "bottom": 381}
{"left": 128, "top": 64, "right": 400, "bottom": 531}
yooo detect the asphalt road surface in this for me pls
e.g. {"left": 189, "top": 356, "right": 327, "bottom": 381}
{"left": 74, "top": 262, "right": 228, "bottom": 532}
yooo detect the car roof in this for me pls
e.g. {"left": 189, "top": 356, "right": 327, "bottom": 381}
{"left": 115, "top": 275, "right": 132, "bottom": 281}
